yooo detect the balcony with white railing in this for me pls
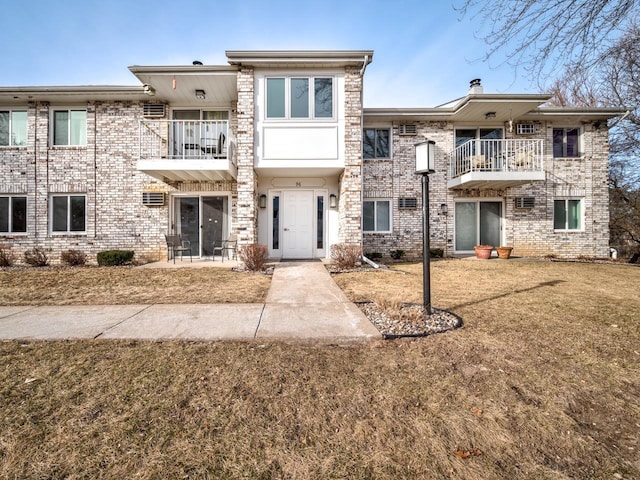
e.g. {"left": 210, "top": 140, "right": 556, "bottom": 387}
{"left": 137, "top": 120, "right": 237, "bottom": 182}
{"left": 447, "top": 139, "right": 546, "bottom": 189}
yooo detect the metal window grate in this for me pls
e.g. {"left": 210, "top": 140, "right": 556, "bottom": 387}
{"left": 142, "top": 192, "right": 165, "bottom": 206}
{"left": 398, "top": 124, "right": 417, "bottom": 135}
{"left": 514, "top": 197, "right": 535, "bottom": 209}
{"left": 399, "top": 197, "right": 418, "bottom": 209}
{"left": 516, "top": 123, "right": 535, "bottom": 135}
{"left": 143, "top": 103, "right": 166, "bottom": 117}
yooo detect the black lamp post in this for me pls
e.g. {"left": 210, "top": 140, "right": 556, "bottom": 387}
{"left": 415, "top": 140, "right": 436, "bottom": 316}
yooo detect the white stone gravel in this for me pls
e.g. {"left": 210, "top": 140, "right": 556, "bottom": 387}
{"left": 357, "top": 302, "right": 462, "bottom": 338}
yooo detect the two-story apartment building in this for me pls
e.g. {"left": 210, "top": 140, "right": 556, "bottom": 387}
{"left": 0, "top": 50, "right": 624, "bottom": 263}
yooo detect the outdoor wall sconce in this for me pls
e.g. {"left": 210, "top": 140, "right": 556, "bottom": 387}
{"left": 259, "top": 194, "right": 267, "bottom": 209}
{"left": 439, "top": 203, "right": 448, "bottom": 215}
{"left": 329, "top": 193, "right": 337, "bottom": 208}
{"left": 195, "top": 89, "right": 206, "bottom": 100}
{"left": 485, "top": 111, "right": 496, "bottom": 120}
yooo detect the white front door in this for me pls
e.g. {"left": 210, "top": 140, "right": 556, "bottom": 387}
{"left": 282, "top": 190, "right": 314, "bottom": 259}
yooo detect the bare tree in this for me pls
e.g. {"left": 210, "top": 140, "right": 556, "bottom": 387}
{"left": 456, "top": 0, "right": 639, "bottom": 82}
{"left": 546, "top": 24, "right": 640, "bottom": 259}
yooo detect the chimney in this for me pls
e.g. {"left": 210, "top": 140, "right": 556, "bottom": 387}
{"left": 469, "top": 78, "right": 483, "bottom": 95}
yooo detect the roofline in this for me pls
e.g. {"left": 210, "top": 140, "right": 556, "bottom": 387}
{"left": 128, "top": 65, "right": 238, "bottom": 75}
{"left": 0, "top": 85, "right": 145, "bottom": 96}
{"left": 532, "top": 107, "right": 629, "bottom": 116}
{"left": 225, "top": 50, "right": 374, "bottom": 66}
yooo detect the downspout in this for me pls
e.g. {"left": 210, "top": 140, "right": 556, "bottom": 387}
{"left": 93, "top": 102, "right": 97, "bottom": 239}
{"left": 33, "top": 102, "right": 37, "bottom": 239}
{"left": 359, "top": 54, "right": 368, "bottom": 264}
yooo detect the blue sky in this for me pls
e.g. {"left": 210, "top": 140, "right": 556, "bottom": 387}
{"left": 1, "top": 0, "right": 539, "bottom": 107}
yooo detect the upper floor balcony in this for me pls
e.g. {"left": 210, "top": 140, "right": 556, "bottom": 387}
{"left": 137, "top": 120, "right": 237, "bottom": 182}
{"left": 447, "top": 139, "right": 545, "bottom": 189}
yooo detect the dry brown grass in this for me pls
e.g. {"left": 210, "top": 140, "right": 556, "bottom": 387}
{"left": 1, "top": 259, "right": 639, "bottom": 479}
{"left": 0, "top": 267, "right": 271, "bottom": 305}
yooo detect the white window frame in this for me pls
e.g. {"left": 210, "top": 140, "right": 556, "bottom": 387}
{"left": 0, "top": 109, "right": 28, "bottom": 147}
{"left": 553, "top": 198, "right": 584, "bottom": 231}
{"left": 50, "top": 194, "right": 87, "bottom": 234}
{"left": 265, "top": 76, "right": 335, "bottom": 121}
{"left": 363, "top": 199, "right": 392, "bottom": 233}
{"left": 552, "top": 127, "right": 581, "bottom": 158}
{"left": 0, "top": 195, "right": 27, "bottom": 234}
{"left": 363, "top": 127, "right": 392, "bottom": 159}
{"left": 51, "top": 108, "right": 87, "bottom": 146}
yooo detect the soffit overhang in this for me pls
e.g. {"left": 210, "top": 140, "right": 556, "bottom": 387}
{"left": 364, "top": 94, "right": 627, "bottom": 124}
{"left": 128, "top": 65, "right": 239, "bottom": 107}
{"left": 225, "top": 50, "right": 374, "bottom": 69}
{"left": 0, "top": 86, "right": 148, "bottom": 105}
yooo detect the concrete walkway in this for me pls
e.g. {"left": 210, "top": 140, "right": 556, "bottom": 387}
{"left": 0, "top": 261, "right": 381, "bottom": 342}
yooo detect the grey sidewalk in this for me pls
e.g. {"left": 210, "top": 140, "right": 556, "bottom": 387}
{"left": 0, "top": 261, "right": 381, "bottom": 342}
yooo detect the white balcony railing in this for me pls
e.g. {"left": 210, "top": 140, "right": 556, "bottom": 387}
{"left": 449, "top": 139, "right": 544, "bottom": 178}
{"left": 139, "top": 120, "right": 235, "bottom": 166}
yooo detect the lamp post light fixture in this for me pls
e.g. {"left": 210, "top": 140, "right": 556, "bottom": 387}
{"left": 415, "top": 140, "right": 436, "bottom": 315}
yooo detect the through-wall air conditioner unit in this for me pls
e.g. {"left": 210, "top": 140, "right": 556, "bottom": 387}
{"left": 142, "top": 192, "right": 165, "bottom": 206}
{"left": 398, "top": 197, "right": 418, "bottom": 209}
{"left": 516, "top": 123, "right": 535, "bottom": 135}
{"left": 143, "top": 103, "right": 166, "bottom": 118}
{"left": 514, "top": 197, "right": 535, "bottom": 209}
{"left": 398, "top": 124, "right": 417, "bottom": 135}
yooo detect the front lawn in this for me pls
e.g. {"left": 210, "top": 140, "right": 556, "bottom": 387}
{"left": 1, "top": 259, "right": 639, "bottom": 479}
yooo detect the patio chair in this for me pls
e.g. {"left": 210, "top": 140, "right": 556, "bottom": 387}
{"left": 212, "top": 233, "right": 238, "bottom": 262}
{"left": 164, "top": 234, "right": 192, "bottom": 263}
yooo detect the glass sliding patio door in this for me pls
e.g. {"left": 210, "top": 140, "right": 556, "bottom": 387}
{"left": 201, "top": 196, "right": 226, "bottom": 256}
{"left": 455, "top": 201, "right": 503, "bottom": 252}
{"left": 173, "top": 195, "right": 228, "bottom": 257}
{"left": 174, "top": 197, "right": 200, "bottom": 257}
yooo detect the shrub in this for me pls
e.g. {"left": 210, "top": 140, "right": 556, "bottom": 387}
{"left": 430, "top": 248, "right": 444, "bottom": 258}
{"left": 61, "top": 249, "right": 87, "bottom": 266}
{"left": 23, "top": 247, "right": 49, "bottom": 267}
{"left": 0, "top": 247, "right": 15, "bottom": 267}
{"left": 239, "top": 244, "right": 268, "bottom": 272}
{"left": 390, "top": 249, "right": 406, "bottom": 260}
{"left": 97, "top": 250, "right": 135, "bottom": 266}
{"left": 330, "top": 243, "right": 362, "bottom": 269}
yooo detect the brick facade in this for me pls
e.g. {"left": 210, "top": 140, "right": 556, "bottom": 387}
{"left": 338, "top": 66, "right": 364, "bottom": 246}
{"left": 362, "top": 119, "right": 611, "bottom": 259}
{"left": 0, "top": 51, "right": 617, "bottom": 264}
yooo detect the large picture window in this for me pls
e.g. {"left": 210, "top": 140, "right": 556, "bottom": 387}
{"left": 266, "top": 77, "right": 333, "bottom": 119}
{"left": 0, "top": 196, "right": 27, "bottom": 233}
{"left": 53, "top": 110, "right": 87, "bottom": 146}
{"left": 363, "top": 199, "right": 391, "bottom": 233}
{"left": 0, "top": 110, "right": 27, "bottom": 146}
{"left": 553, "top": 128, "right": 580, "bottom": 157}
{"left": 51, "top": 195, "right": 86, "bottom": 233}
{"left": 363, "top": 128, "right": 390, "bottom": 159}
{"left": 554, "top": 198, "right": 583, "bottom": 230}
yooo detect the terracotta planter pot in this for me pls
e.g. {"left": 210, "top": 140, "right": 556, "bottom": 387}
{"left": 496, "top": 246, "right": 513, "bottom": 259}
{"left": 473, "top": 245, "right": 494, "bottom": 259}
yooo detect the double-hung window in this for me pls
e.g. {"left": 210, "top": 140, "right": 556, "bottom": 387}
{"left": 363, "top": 199, "right": 391, "bottom": 233}
{"left": 51, "top": 194, "right": 86, "bottom": 233}
{"left": 266, "top": 77, "right": 333, "bottom": 119}
{"left": 0, "top": 196, "right": 27, "bottom": 233}
{"left": 363, "top": 128, "right": 390, "bottom": 159}
{"left": 553, "top": 128, "right": 580, "bottom": 157}
{"left": 53, "top": 109, "right": 87, "bottom": 146}
{"left": 554, "top": 198, "right": 583, "bottom": 231}
{"left": 0, "top": 110, "right": 27, "bottom": 146}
